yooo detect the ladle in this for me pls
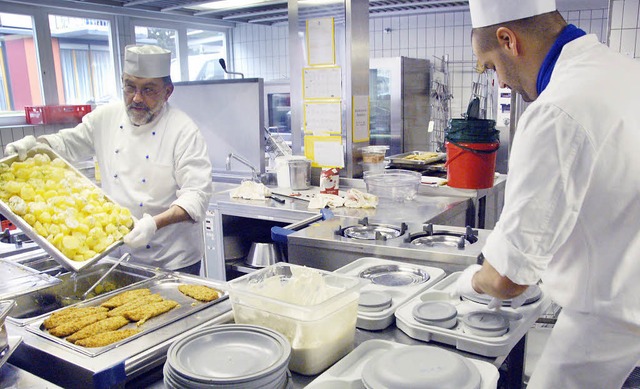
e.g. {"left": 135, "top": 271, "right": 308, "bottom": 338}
{"left": 81, "top": 253, "right": 131, "bottom": 300}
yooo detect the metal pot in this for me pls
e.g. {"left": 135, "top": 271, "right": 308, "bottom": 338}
{"left": 245, "top": 243, "right": 283, "bottom": 268}
{"left": 288, "top": 159, "right": 311, "bottom": 190}
{"left": 224, "top": 235, "right": 250, "bottom": 261}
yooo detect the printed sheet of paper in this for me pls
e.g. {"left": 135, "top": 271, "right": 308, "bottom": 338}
{"left": 306, "top": 18, "right": 335, "bottom": 66}
{"left": 303, "top": 67, "right": 341, "bottom": 99}
{"left": 352, "top": 95, "right": 370, "bottom": 142}
{"left": 304, "top": 101, "right": 342, "bottom": 133}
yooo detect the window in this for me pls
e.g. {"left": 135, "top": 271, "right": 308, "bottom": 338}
{"left": 135, "top": 26, "right": 179, "bottom": 81}
{"left": 49, "top": 15, "right": 117, "bottom": 105}
{"left": 0, "top": 12, "right": 43, "bottom": 113}
{"left": 187, "top": 29, "right": 226, "bottom": 81}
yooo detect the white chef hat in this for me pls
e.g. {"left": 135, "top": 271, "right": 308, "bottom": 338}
{"left": 469, "top": 0, "right": 557, "bottom": 28}
{"left": 123, "top": 44, "right": 171, "bottom": 78}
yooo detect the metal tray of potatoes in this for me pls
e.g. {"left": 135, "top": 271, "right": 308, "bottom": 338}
{"left": 25, "top": 273, "right": 228, "bottom": 357}
{"left": 0, "top": 149, "right": 130, "bottom": 272}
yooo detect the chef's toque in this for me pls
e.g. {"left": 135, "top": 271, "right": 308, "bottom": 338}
{"left": 469, "top": 0, "right": 557, "bottom": 28}
{"left": 124, "top": 44, "right": 171, "bottom": 78}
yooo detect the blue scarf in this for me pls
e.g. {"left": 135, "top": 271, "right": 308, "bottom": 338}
{"left": 536, "top": 24, "right": 586, "bottom": 94}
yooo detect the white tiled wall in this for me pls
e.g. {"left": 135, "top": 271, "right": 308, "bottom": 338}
{"left": 609, "top": 0, "right": 640, "bottom": 58}
{"left": 232, "top": 24, "right": 290, "bottom": 81}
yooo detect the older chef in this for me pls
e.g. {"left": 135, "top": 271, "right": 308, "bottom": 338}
{"left": 5, "top": 44, "right": 213, "bottom": 275}
{"left": 452, "top": 0, "right": 640, "bottom": 388}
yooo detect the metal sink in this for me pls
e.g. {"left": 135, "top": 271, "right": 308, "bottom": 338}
{"left": 6, "top": 259, "right": 160, "bottom": 325}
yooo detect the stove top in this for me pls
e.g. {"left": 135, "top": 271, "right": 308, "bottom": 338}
{"left": 287, "top": 216, "right": 490, "bottom": 273}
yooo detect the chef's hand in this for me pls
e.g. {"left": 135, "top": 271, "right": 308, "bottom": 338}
{"left": 4, "top": 135, "right": 37, "bottom": 160}
{"left": 451, "top": 264, "right": 482, "bottom": 299}
{"left": 124, "top": 214, "right": 157, "bottom": 249}
{"left": 509, "top": 285, "right": 537, "bottom": 309}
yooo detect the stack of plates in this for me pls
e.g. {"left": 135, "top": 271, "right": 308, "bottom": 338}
{"left": 164, "top": 324, "right": 292, "bottom": 389}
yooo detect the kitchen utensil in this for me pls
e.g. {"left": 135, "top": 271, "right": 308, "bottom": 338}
{"left": 466, "top": 96, "right": 481, "bottom": 119}
{"left": 267, "top": 195, "right": 285, "bottom": 204}
{"left": 81, "top": 253, "right": 131, "bottom": 300}
{"left": 245, "top": 243, "right": 283, "bottom": 268}
{"left": 288, "top": 159, "right": 311, "bottom": 190}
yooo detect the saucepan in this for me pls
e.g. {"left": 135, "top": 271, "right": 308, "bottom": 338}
{"left": 245, "top": 242, "right": 283, "bottom": 268}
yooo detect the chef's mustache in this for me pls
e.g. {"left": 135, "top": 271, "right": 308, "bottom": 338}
{"left": 127, "top": 102, "right": 150, "bottom": 111}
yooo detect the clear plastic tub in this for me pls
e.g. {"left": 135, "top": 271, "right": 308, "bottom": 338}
{"left": 361, "top": 146, "right": 389, "bottom": 173}
{"left": 227, "top": 263, "right": 366, "bottom": 375}
{"left": 363, "top": 169, "right": 422, "bottom": 202}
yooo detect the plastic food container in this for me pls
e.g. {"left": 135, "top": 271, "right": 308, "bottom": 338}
{"left": 363, "top": 169, "right": 422, "bottom": 202}
{"left": 227, "top": 263, "right": 366, "bottom": 375}
{"left": 360, "top": 146, "right": 389, "bottom": 173}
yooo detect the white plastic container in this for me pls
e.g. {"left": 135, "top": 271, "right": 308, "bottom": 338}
{"left": 227, "top": 263, "right": 366, "bottom": 375}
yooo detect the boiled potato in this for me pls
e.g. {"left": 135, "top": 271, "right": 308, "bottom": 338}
{"left": 0, "top": 153, "right": 133, "bottom": 261}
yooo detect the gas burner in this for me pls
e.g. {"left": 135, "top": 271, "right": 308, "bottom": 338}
{"left": 405, "top": 224, "right": 478, "bottom": 250}
{"left": 335, "top": 217, "right": 407, "bottom": 241}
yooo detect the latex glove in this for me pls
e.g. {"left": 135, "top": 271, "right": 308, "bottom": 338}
{"left": 451, "top": 264, "right": 482, "bottom": 300}
{"left": 4, "top": 135, "right": 37, "bottom": 160}
{"left": 123, "top": 214, "right": 157, "bottom": 249}
{"left": 509, "top": 285, "right": 538, "bottom": 309}
{"left": 487, "top": 297, "right": 504, "bottom": 310}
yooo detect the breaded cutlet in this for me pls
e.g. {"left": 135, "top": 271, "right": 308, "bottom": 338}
{"left": 107, "top": 294, "right": 164, "bottom": 317}
{"left": 75, "top": 329, "right": 140, "bottom": 348}
{"left": 123, "top": 300, "right": 179, "bottom": 326}
{"left": 100, "top": 289, "right": 152, "bottom": 309}
{"left": 49, "top": 312, "right": 108, "bottom": 337}
{"left": 178, "top": 284, "right": 221, "bottom": 302}
{"left": 43, "top": 307, "right": 109, "bottom": 329}
{"left": 66, "top": 316, "right": 130, "bottom": 343}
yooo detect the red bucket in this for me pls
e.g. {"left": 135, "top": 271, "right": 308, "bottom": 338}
{"left": 445, "top": 141, "right": 499, "bottom": 189}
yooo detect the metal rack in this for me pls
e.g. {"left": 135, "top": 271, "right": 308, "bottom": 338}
{"left": 429, "top": 55, "right": 452, "bottom": 152}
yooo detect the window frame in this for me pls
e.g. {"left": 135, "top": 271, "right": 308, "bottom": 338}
{"left": 0, "top": 1, "right": 232, "bottom": 126}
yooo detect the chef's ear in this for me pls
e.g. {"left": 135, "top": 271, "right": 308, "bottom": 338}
{"left": 496, "top": 27, "right": 519, "bottom": 56}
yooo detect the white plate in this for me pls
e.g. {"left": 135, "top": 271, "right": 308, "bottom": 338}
{"left": 335, "top": 257, "right": 446, "bottom": 331}
{"left": 394, "top": 272, "right": 552, "bottom": 357}
{"left": 306, "top": 339, "right": 498, "bottom": 389}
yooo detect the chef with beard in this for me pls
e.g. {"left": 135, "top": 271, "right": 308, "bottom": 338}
{"left": 4, "top": 44, "right": 213, "bottom": 275}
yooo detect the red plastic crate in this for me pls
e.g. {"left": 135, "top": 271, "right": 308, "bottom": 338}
{"left": 25, "top": 105, "right": 92, "bottom": 125}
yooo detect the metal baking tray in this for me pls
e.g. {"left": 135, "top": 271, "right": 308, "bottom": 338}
{"left": 0, "top": 149, "right": 126, "bottom": 273}
{"left": 24, "top": 273, "right": 229, "bottom": 357}
{"left": 386, "top": 151, "right": 446, "bottom": 167}
{"left": 6, "top": 259, "right": 160, "bottom": 326}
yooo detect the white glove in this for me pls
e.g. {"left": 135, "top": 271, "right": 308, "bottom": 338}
{"left": 451, "top": 264, "right": 482, "bottom": 299}
{"left": 123, "top": 213, "right": 157, "bottom": 249}
{"left": 4, "top": 135, "right": 37, "bottom": 160}
{"left": 509, "top": 285, "right": 538, "bottom": 309}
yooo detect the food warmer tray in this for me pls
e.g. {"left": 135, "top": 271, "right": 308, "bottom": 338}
{"left": 386, "top": 151, "right": 446, "bottom": 167}
{"left": 0, "top": 259, "right": 60, "bottom": 300}
{"left": 394, "top": 272, "right": 551, "bottom": 357}
{"left": 334, "top": 257, "right": 445, "bottom": 331}
{"left": 24, "top": 273, "right": 229, "bottom": 357}
{"left": 0, "top": 149, "right": 125, "bottom": 273}
{"left": 306, "top": 339, "right": 499, "bottom": 389}
{"left": 8, "top": 273, "right": 232, "bottom": 389}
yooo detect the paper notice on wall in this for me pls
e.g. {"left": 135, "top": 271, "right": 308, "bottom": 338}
{"left": 306, "top": 18, "right": 335, "bottom": 66}
{"left": 352, "top": 95, "right": 370, "bottom": 142}
{"left": 303, "top": 67, "right": 342, "bottom": 99}
{"left": 304, "top": 101, "right": 342, "bottom": 134}
{"left": 314, "top": 139, "right": 344, "bottom": 168}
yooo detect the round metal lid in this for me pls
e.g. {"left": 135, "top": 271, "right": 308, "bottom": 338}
{"left": 358, "top": 264, "right": 430, "bottom": 286}
{"left": 361, "top": 345, "right": 481, "bottom": 389}
{"left": 359, "top": 291, "right": 393, "bottom": 312}
{"left": 461, "top": 285, "right": 542, "bottom": 307}
{"left": 461, "top": 311, "right": 509, "bottom": 332}
{"left": 167, "top": 324, "right": 291, "bottom": 385}
{"left": 412, "top": 301, "right": 457, "bottom": 323}
{"left": 343, "top": 225, "right": 401, "bottom": 240}
{"left": 411, "top": 235, "right": 464, "bottom": 248}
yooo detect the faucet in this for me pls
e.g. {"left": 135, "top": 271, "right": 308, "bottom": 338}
{"left": 226, "top": 153, "right": 259, "bottom": 181}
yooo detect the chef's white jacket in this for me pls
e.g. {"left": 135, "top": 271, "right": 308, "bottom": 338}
{"left": 42, "top": 101, "right": 213, "bottom": 270}
{"left": 483, "top": 34, "right": 640, "bottom": 325}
